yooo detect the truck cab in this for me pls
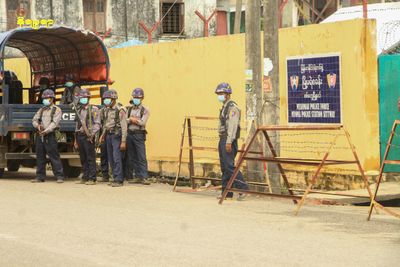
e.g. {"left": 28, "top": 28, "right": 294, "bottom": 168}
{"left": 0, "top": 26, "right": 110, "bottom": 178}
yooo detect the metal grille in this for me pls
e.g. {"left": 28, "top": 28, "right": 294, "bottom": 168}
{"left": 162, "top": 3, "right": 182, "bottom": 34}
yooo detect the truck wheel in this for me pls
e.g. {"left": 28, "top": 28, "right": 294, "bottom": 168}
{"left": 65, "top": 167, "right": 81, "bottom": 178}
{"left": 0, "top": 168, "right": 4, "bottom": 178}
{"left": 7, "top": 161, "right": 20, "bottom": 172}
{"left": 62, "top": 160, "right": 81, "bottom": 178}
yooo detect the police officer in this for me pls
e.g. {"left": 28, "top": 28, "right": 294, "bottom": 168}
{"left": 36, "top": 77, "right": 51, "bottom": 103}
{"left": 31, "top": 89, "right": 64, "bottom": 183}
{"left": 60, "top": 75, "right": 77, "bottom": 105}
{"left": 74, "top": 89, "right": 101, "bottom": 185}
{"left": 215, "top": 83, "right": 248, "bottom": 200}
{"left": 126, "top": 88, "right": 150, "bottom": 185}
{"left": 101, "top": 90, "right": 127, "bottom": 187}
{"left": 99, "top": 91, "right": 110, "bottom": 183}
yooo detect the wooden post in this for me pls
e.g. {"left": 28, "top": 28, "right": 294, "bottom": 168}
{"left": 263, "top": 0, "right": 281, "bottom": 193}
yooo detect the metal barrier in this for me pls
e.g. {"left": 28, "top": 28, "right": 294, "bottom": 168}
{"left": 218, "top": 124, "right": 376, "bottom": 216}
{"left": 368, "top": 120, "right": 400, "bottom": 220}
{"left": 173, "top": 116, "right": 269, "bottom": 192}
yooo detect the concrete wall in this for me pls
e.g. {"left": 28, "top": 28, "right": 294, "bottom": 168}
{"left": 0, "top": 0, "right": 6, "bottom": 32}
{"left": 279, "top": 19, "right": 379, "bottom": 172}
{"left": 108, "top": 34, "right": 245, "bottom": 164}
{"left": 3, "top": 19, "right": 380, "bottom": 178}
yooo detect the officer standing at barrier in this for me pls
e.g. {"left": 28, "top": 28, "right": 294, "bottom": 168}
{"left": 215, "top": 83, "right": 248, "bottom": 200}
{"left": 101, "top": 90, "right": 127, "bottom": 187}
{"left": 126, "top": 88, "right": 151, "bottom": 185}
{"left": 31, "top": 89, "right": 64, "bottom": 183}
{"left": 74, "top": 89, "right": 101, "bottom": 185}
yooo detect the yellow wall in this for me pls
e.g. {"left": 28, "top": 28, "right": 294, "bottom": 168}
{"left": 108, "top": 35, "right": 246, "bottom": 161}
{"left": 279, "top": 19, "right": 379, "bottom": 171}
{"left": 3, "top": 19, "right": 379, "bottom": 172}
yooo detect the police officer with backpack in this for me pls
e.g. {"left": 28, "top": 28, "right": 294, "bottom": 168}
{"left": 126, "top": 88, "right": 151, "bottom": 185}
{"left": 100, "top": 90, "right": 127, "bottom": 187}
{"left": 74, "top": 89, "right": 101, "bottom": 185}
{"left": 31, "top": 89, "right": 64, "bottom": 183}
{"left": 215, "top": 83, "right": 248, "bottom": 200}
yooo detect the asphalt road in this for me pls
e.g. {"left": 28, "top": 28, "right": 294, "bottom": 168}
{"left": 0, "top": 168, "right": 399, "bottom": 267}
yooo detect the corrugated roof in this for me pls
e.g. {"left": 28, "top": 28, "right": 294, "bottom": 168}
{"left": 0, "top": 26, "right": 110, "bottom": 87}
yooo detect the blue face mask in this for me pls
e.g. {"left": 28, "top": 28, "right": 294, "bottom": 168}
{"left": 217, "top": 95, "right": 226, "bottom": 103}
{"left": 42, "top": 99, "right": 51, "bottom": 106}
{"left": 79, "top": 97, "right": 88, "bottom": 105}
{"left": 65, "top": 82, "right": 74, "bottom": 88}
{"left": 133, "top": 98, "right": 141, "bottom": 106}
{"left": 103, "top": 98, "right": 112, "bottom": 106}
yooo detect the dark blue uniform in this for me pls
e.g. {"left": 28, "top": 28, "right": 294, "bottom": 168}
{"left": 32, "top": 105, "right": 64, "bottom": 181}
{"left": 126, "top": 104, "right": 150, "bottom": 180}
{"left": 103, "top": 103, "right": 127, "bottom": 185}
{"left": 76, "top": 105, "right": 101, "bottom": 182}
{"left": 218, "top": 100, "right": 248, "bottom": 198}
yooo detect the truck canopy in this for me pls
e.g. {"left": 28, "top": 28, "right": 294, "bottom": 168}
{"left": 0, "top": 26, "right": 110, "bottom": 87}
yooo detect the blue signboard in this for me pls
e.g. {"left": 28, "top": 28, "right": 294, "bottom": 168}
{"left": 287, "top": 54, "right": 341, "bottom": 124}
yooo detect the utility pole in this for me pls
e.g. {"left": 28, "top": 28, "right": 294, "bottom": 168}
{"left": 234, "top": 0, "right": 242, "bottom": 34}
{"left": 263, "top": 0, "right": 281, "bottom": 193}
{"left": 245, "top": 0, "right": 263, "bottom": 182}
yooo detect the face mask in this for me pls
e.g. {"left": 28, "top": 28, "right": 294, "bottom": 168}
{"left": 43, "top": 99, "right": 51, "bottom": 106}
{"left": 79, "top": 97, "right": 88, "bottom": 105}
{"left": 133, "top": 98, "right": 141, "bottom": 106}
{"left": 217, "top": 95, "right": 226, "bottom": 103}
{"left": 40, "top": 85, "right": 47, "bottom": 90}
{"left": 103, "top": 98, "right": 112, "bottom": 106}
{"left": 65, "top": 82, "right": 74, "bottom": 88}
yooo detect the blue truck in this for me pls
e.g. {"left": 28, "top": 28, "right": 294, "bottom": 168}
{"left": 0, "top": 26, "right": 110, "bottom": 178}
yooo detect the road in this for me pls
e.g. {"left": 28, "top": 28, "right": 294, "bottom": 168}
{"left": 0, "top": 168, "right": 399, "bottom": 267}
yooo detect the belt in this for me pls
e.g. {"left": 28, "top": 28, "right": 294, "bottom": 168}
{"left": 128, "top": 129, "right": 147, "bottom": 135}
{"left": 106, "top": 128, "right": 121, "bottom": 135}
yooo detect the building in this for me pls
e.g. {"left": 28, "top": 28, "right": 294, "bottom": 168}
{"left": 1, "top": 0, "right": 398, "bottom": 49}
{"left": 0, "top": 0, "right": 229, "bottom": 46}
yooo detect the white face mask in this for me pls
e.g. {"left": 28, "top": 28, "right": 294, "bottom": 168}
{"left": 218, "top": 95, "right": 226, "bottom": 102}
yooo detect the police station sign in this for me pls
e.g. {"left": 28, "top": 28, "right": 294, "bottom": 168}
{"left": 287, "top": 54, "right": 341, "bottom": 124}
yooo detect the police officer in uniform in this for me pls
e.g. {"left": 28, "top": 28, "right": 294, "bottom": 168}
{"left": 215, "top": 83, "right": 248, "bottom": 200}
{"left": 36, "top": 77, "right": 51, "bottom": 103}
{"left": 60, "top": 75, "right": 77, "bottom": 105}
{"left": 101, "top": 90, "right": 127, "bottom": 187}
{"left": 99, "top": 89, "right": 110, "bottom": 183}
{"left": 74, "top": 89, "right": 101, "bottom": 185}
{"left": 126, "top": 88, "right": 150, "bottom": 185}
{"left": 31, "top": 89, "right": 64, "bottom": 183}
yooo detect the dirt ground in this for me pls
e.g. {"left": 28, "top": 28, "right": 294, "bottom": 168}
{"left": 0, "top": 168, "right": 399, "bottom": 267}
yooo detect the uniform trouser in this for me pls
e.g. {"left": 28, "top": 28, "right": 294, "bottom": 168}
{"left": 122, "top": 150, "right": 131, "bottom": 179}
{"left": 36, "top": 132, "right": 64, "bottom": 180}
{"left": 76, "top": 134, "right": 96, "bottom": 181}
{"left": 126, "top": 132, "right": 149, "bottom": 179}
{"left": 106, "top": 133, "right": 124, "bottom": 183}
{"left": 218, "top": 137, "right": 248, "bottom": 198}
{"left": 100, "top": 141, "right": 109, "bottom": 180}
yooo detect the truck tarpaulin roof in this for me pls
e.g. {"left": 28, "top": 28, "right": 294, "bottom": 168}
{"left": 0, "top": 26, "right": 110, "bottom": 87}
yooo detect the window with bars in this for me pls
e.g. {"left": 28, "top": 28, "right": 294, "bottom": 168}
{"left": 161, "top": 2, "right": 184, "bottom": 34}
{"left": 83, "top": 0, "right": 106, "bottom": 33}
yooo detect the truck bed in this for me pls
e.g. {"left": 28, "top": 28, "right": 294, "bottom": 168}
{"left": 0, "top": 104, "right": 77, "bottom": 135}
